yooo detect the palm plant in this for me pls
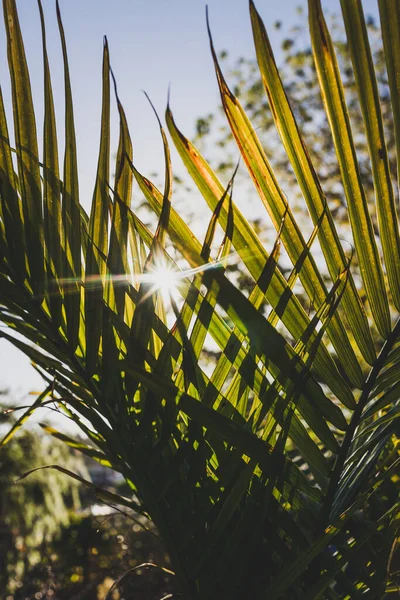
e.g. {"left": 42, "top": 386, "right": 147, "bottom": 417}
{"left": 1, "top": 0, "right": 400, "bottom": 597}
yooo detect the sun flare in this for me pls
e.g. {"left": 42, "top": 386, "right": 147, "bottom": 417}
{"left": 56, "top": 251, "right": 240, "bottom": 302}
{"left": 145, "top": 265, "right": 180, "bottom": 303}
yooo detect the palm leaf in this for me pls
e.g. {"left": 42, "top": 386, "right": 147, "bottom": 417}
{"left": 0, "top": 1, "right": 399, "bottom": 598}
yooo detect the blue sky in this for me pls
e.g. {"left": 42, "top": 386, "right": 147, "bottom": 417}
{"left": 0, "top": 0, "right": 380, "bottom": 424}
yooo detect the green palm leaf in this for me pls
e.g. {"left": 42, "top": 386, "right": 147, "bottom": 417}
{"left": 1, "top": 1, "right": 399, "bottom": 598}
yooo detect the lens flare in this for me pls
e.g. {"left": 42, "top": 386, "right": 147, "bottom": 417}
{"left": 55, "top": 250, "right": 244, "bottom": 302}
{"left": 141, "top": 262, "right": 180, "bottom": 303}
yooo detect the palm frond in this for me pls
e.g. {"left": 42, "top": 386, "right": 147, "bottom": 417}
{"left": 1, "top": 0, "right": 399, "bottom": 598}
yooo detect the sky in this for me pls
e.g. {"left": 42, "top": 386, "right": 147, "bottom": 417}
{"left": 0, "top": 0, "right": 381, "bottom": 427}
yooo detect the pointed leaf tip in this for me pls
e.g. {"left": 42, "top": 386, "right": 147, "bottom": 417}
{"left": 143, "top": 91, "right": 163, "bottom": 130}
{"left": 167, "top": 83, "right": 171, "bottom": 110}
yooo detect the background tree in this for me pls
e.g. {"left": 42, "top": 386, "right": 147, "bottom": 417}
{"left": 0, "top": 396, "right": 85, "bottom": 595}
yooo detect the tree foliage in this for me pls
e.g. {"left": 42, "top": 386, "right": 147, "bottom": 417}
{"left": 0, "top": 401, "right": 84, "bottom": 594}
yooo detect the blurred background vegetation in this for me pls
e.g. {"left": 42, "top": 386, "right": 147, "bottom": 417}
{"left": 1, "top": 393, "right": 175, "bottom": 599}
